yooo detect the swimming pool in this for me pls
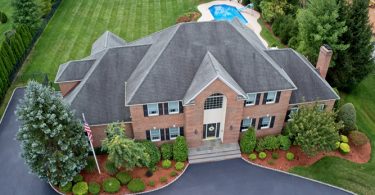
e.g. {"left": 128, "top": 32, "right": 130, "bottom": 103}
{"left": 209, "top": 4, "right": 248, "bottom": 24}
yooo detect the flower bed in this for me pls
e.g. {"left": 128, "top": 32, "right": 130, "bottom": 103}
{"left": 57, "top": 155, "right": 188, "bottom": 195}
{"left": 242, "top": 141, "right": 370, "bottom": 171}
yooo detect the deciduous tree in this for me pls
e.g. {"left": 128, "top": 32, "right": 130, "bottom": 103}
{"left": 12, "top": 0, "right": 41, "bottom": 30}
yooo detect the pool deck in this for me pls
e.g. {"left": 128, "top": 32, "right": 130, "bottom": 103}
{"left": 197, "top": 0, "right": 268, "bottom": 47}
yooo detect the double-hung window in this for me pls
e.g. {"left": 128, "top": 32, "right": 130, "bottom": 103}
{"left": 288, "top": 107, "right": 299, "bottom": 121}
{"left": 168, "top": 101, "right": 179, "bottom": 114}
{"left": 150, "top": 129, "right": 161, "bottom": 141}
{"left": 266, "top": 91, "right": 277, "bottom": 104}
{"left": 317, "top": 104, "right": 325, "bottom": 111}
{"left": 147, "top": 103, "right": 159, "bottom": 116}
{"left": 245, "top": 93, "right": 256, "bottom": 106}
{"left": 261, "top": 116, "right": 271, "bottom": 129}
{"left": 169, "top": 127, "right": 180, "bottom": 140}
{"left": 241, "top": 118, "right": 253, "bottom": 131}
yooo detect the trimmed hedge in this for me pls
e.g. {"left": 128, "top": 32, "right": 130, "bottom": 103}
{"left": 148, "top": 180, "right": 155, "bottom": 187}
{"left": 72, "top": 182, "right": 88, "bottom": 195}
{"left": 248, "top": 153, "right": 257, "bottom": 161}
{"left": 349, "top": 131, "right": 369, "bottom": 146}
{"left": 160, "top": 143, "right": 173, "bottom": 160}
{"left": 339, "top": 143, "right": 350, "bottom": 154}
{"left": 258, "top": 152, "right": 267, "bottom": 159}
{"left": 286, "top": 152, "right": 294, "bottom": 161}
{"left": 116, "top": 172, "right": 132, "bottom": 185}
{"left": 170, "top": 171, "right": 177, "bottom": 177}
{"left": 103, "top": 177, "right": 121, "bottom": 193}
{"left": 240, "top": 128, "right": 256, "bottom": 153}
{"left": 173, "top": 136, "right": 188, "bottom": 162}
{"left": 271, "top": 152, "right": 279, "bottom": 159}
{"left": 139, "top": 140, "right": 161, "bottom": 168}
{"left": 340, "top": 135, "right": 349, "bottom": 143}
{"left": 337, "top": 103, "right": 357, "bottom": 133}
{"left": 88, "top": 182, "right": 100, "bottom": 195}
{"left": 160, "top": 176, "right": 167, "bottom": 183}
{"left": 278, "top": 135, "right": 291, "bottom": 150}
{"left": 162, "top": 159, "right": 172, "bottom": 169}
{"left": 127, "top": 179, "right": 146, "bottom": 193}
{"left": 175, "top": 162, "right": 185, "bottom": 171}
{"left": 256, "top": 136, "right": 280, "bottom": 152}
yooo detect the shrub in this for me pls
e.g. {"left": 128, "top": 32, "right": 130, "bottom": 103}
{"left": 162, "top": 159, "right": 172, "bottom": 169}
{"left": 103, "top": 177, "right": 121, "bottom": 193}
{"left": 59, "top": 182, "right": 72, "bottom": 193}
{"left": 145, "top": 169, "right": 153, "bottom": 177}
{"left": 0, "top": 11, "right": 8, "bottom": 24}
{"left": 148, "top": 180, "right": 155, "bottom": 187}
{"left": 73, "top": 174, "right": 83, "bottom": 183}
{"left": 339, "top": 143, "right": 350, "bottom": 154}
{"left": 175, "top": 162, "right": 185, "bottom": 171}
{"left": 335, "top": 141, "right": 341, "bottom": 149}
{"left": 173, "top": 136, "right": 188, "bottom": 162}
{"left": 272, "top": 15, "right": 298, "bottom": 44}
{"left": 72, "top": 182, "right": 88, "bottom": 195}
{"left": 337, "top": 103, "right": 357, "bottom": 134}
{"left": 248, "top": 153, "right": 257, "bottom": 161}
{"left": 271, "top": 152, "right": 279, "bottom": 159}
{"left": 267, "top": 159, "right": 275, "bottom": 165}
{"left": 84, "top": 156, "right": 96, "bottom": 173}
{"left": 88, "top": 182, "right": 100, "bottom": 195}
{"left": 286, "top": 152, "right": 294, "bottom": 161}
{"left": 256, "top": 136, "right": 280, "bottom": 152}
{"left": 160, "top": 176, "right": 168, "bottom": 183}
{"left": 170, "top": 171, "right": 177, "bottom": 177}
{"left": 349, "top": 131, "right": 369, "bottom": 146}
{"left": 161, "top": 143, "right": 173, "bottom": 160}
{"left": 240, "top": 128, "right": 256, "bottom": 153}
{"left": 176, "top": 12, "right": 201, "bottom": 23}
{"left": 116, "top": 172, "right": 132, "bottom": 185}
{"left": 139, "top": 140, "right": 161, "bottom": 168}
{"left": 105, "top": 160, "right": 118, "bottom": 175}
{"left": 340, "top": 135, "right": 349, "bottom": 143}
{"left": 127, "top": 178, "right": 146, "bottom": 193}
{"left": 258, "top": 152, "right": 267, "bottom": 160}
{"left": 278, "top": 135, "right": 291, "bottom": 151}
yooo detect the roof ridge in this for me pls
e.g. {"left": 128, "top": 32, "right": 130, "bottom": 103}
{"left": 125, "top": 23, "right": 182, "bottom": 105}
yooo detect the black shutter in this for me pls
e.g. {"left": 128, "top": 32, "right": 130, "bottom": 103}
{"left": 158, "top": 103, "right": 164, "bottom": 115}
{"left": 255, "top": 93, "right": 261, "bottom": 105}
{"left": 180, "top": 127, "right": 184, "bottom": 136}
{"left": 240, "top": 120, "right": 244, "bottom": 132}
{"left": 166, "top": 128, "right": 170, "bottom": 140}
{"left": 252, "top": 118, "right": 256, "bottom": 127}
{"left": 275, "top": 91, "right": 281, "bottom": 103}
{"left": 146, "top": 130, "right": 151, "bottom": 140}
{"left": 160, "top": 128, "right": 165, "bottom": 141}
{"left": 323, "top": 104, "right": 327, "bottom": 110}
{"left": 179, "top": 101, "right": 183, "bottom": 113}
{"left": 216, "top": 123, "right": 220, "bottom": 137}
{"left": 203, "top": 125, "right": 206, "bottom": 139}
{"left": 164, "top": 103, "right": 169, "bottom": 115}
{"left": 258, "top": 118, "right": 263, "bottom": 130}
{"left": 143, "top": 105, "right": 148, "bottom": 117}
{"left": 270, "top": 116, "right": 275, "bottom": 128}
{"left": 262, "top": 93, "right": 268, "bottom": 104}
{"left": 243, "top": 100, "right": 246, "bottom": 107}
{"left": 285, "top": 110, "right": 291, "bottom": 122}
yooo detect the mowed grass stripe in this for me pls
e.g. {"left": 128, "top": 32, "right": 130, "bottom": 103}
{"left": 140, "top": 1, "right": 150, "bottom": 37}
{"left": 147, "top": 0, "right": 156, "bottom": 34}
{"left": 154, "top": 0, "right": 163, "bottom": 31}
{"left": 126, "top": 1, "right": 137, "bottom": 41}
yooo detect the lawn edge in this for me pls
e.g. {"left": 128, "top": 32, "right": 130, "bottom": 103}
{"left": 0, "top": 87, "right": 24, "bottom": 125}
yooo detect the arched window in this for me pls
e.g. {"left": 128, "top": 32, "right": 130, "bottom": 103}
{"left": 204, "top": 93, "right": 224, "bottom": 110}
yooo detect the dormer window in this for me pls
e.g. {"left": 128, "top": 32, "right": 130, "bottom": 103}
{"left": 168, "top": 101, "right": 179, "bottom": 114}
{"left": 266, "top": 91, "right": 277, "bottom": 104}
{"left": 147, "top": 103, "right": 159, "bottom": 116}
{"left": 245, "top": 93, "right": 256, "bottom": 106}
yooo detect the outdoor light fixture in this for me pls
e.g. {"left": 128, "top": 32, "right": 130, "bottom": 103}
{"left": 230, "top": 125, "right": 233, "bottom": 130}
{"left": 173, "top": 124, "right": 176, "bottom": 127}
{"left": 153, "top": 127, "right": 156, "bottom": 129}
{"left": 194, "top": 129, "right": 198, "bottom": 135}
{"left": 246, "top": 116, "right": 250, "bottom": 119}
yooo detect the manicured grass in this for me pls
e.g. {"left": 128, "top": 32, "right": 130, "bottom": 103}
{"left": 290, "top": 74, "right": 375, "bottom": 194}
{"left": 0, "top": 0, "right": 209, "bottom": 116}
{"left": 257, "top": 18, "right": 285, "bottom": 48}
{"left": 0, "top": 0, "right": 14, "bottom": 41}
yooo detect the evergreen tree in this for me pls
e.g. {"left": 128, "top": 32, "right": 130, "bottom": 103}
{"left": 0, "top": 44, "right": 14, "bottom": 74}
{"left": 12, "top": 0, "right": 41, "bottom": 30}
{"left": 16, "top": 81, "right": 90, "bottom": 186}
{"left": 9, "top": 34, "right": 22, "bottom": 60}
{"left": 1, "top": 41, "right": 16, "bottom": 65}
{"left": 328, "top": 0, "right": 375, "bottom": 91}
{"left": 296, "top": 0, "right": 348, "bottom": 65}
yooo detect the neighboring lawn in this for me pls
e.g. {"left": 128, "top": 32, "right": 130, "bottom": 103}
{"left": 0, "top": 0, "right": 14, "bottom": 41}
{"left": 0, "top": 0, "right": 209, "bottom": 116}
{"left": 257, "top": 18, "right": 285, "bottom": 48}
{"left": 290, "top": 74, "right": 375, "bottom": 194}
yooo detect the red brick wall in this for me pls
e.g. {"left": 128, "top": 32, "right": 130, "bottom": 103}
{"left": 90, "top": 123, "right": 133, "bottom": 147}
{"left": 59, "top": 81, "right": 80, "bottom": 97}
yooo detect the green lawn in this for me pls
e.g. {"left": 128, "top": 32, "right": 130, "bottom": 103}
{"left": 290, "top": 74, "right": 375, "bottom": 194}
{"left": 257, "top": 18, "right": 285, "bottom": 48}
{"left": 0, "top": 0, "right": 14, "bottom": 41}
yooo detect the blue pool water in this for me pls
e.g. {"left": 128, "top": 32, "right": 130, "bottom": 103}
{"left": 209, "top": 4, "right": 248, "bottom": 24}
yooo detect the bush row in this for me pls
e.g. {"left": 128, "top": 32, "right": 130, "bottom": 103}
{"left": 240, "top": 129, "right": 291, "bottom": 154}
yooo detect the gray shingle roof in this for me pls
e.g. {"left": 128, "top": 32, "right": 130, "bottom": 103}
{"left": 265, "top": 49, "right": 339, "bottom": 104}
{"left": 91, "top": 31, "right": 127, "bottom": 55}
{"left": 55, "top": 59, "right": 96, "bottom": 83}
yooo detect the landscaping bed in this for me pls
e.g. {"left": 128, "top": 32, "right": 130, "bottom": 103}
{"left": 242, "top": 141, "right": 370, "bottom": 171}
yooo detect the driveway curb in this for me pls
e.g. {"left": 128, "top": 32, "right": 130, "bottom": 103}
{"left": 0, "top": 87, "right": 24, "bottom": 125}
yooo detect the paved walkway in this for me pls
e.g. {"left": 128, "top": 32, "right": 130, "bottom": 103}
{"left": 0, "top": 88, "right": 56, "bottom": 195}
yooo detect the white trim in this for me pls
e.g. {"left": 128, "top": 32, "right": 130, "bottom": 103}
{"left": 167, "top": 101, "right": 179, "bottom": 114}
{"left": 245, "top": 93, "right": 256, "bottom": 106}
{"left": 260, "top": 116, "right": 271, "bottom": 129}
{"left": 0, "top": 87, "right": 24, "bottom": 125}
{"left": 240, "top": 157, "right": 355, "bottom": 195}
{"left": 147, "top": 103, "right": 159, "bottom": 116}
{"left": 54, "top": 80, "right": 81, "bottom": 84}
{"left": 241, "top": 118, "right": 253, "bottom": 131}
{"left": 168, "top": 127, "right": 180, "bottom": 140}
{"left": 265, "top": 91, "right": 277, "bottom": 104}
{"left": 150, "top": 129, "right": 161, "bottom": 142}
{"left": 89, "top": 121, "right": 132, "bottom": 127}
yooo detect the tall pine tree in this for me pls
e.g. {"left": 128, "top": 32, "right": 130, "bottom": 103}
{"left": 16, "top": 81, "right": 90, "bottom": 185}
{"left": 12, "top": 0, "right": 41, "bottom": 30}
{"left": 328, "top": 0, "right": 375, "bottom": 91}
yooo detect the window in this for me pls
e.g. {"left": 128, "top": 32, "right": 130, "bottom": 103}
{"left": 169, "top": 127, "right": 180, "bottom": 140}
{"left": 204, "top": 93, "right": 223, "bottom": 110}
{"left": 245, "top": 93, "right": 256, "bottom": 106}
{"left": 168, "top": 101, "right": 179, "bottom": 114}
{"left": 150, "top": 129, "right": 161, "bottom": 141}
{"left": 266, "top": 91, "right": 277, "bottom": 104}
{"left": 147, "top": 103, "right": 159, "bottom": 116}
{"left": 261, "top": 116, "right": 271, "bottom": 129}
{"left": 241, "top": 118, "right": 253, "bottom": 131}
{"left": 287, "top": 107, "right": 299, "bottom": 121}
{"left": 317, "top": 104, "right": 325, "bottom": 111}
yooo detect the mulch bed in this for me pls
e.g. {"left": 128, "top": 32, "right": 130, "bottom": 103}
{"left": 242, "top": 141, "right": 371, "bottom": 171}
{"left": 61, "top": 155, "right": 187, "bottom": 195}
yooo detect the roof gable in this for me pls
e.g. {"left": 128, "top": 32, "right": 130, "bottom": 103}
{"left": 91, "top": 31, "right": 127, "bottom": 54}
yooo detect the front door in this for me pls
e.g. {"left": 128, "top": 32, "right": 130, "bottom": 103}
{"left": 204, "top": 123, "right": 220, "bottom": 139}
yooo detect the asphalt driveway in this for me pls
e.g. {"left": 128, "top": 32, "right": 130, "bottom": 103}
{"left": 0, "top": 88, "right": 352, "bottom": 195}
{"left": 0, "top": 88, "right": 56, "bottom": 195}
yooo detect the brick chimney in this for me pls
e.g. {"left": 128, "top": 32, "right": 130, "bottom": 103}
{"left": 316, "top": 44, "right": 333, "bottom": 79}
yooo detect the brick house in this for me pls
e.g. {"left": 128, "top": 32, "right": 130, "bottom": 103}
{"left": 55, "top": 20, "right": 339, "bottom": 150}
